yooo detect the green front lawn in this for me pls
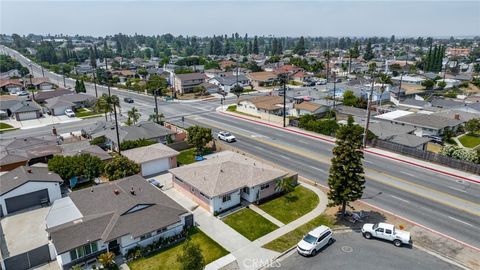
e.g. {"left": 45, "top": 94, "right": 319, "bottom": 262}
{"left": 76, "top": 108, "right": 103, "bottom": 118}
{"left": 258, "top": 186, "right": 319, "bottom": 224}
{"left": 458, "top": 134, "right": 480, "bottom": 148}
{"left": 177, "top": 148, "right": 197, "bottom": 165}
{"left": 262, "top": 214, "right": 335, "bottom": 252}
{"left": 0, "top": 122, "right": 13, "bottom": 130}
{"left": 222, "top": 208, "right": 279, "bottom": 241}
{"left": 128, "top": 228, "right": 228, "bottom": 270}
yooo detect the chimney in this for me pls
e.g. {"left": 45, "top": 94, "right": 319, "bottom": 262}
{"left": 454, "top": 113, "right": 460, "bottom": 120}
{"left": 27, "top": 168, "right": 32, "bottom": 173}
{"left": 113, "top": 189, "right": 120, "bottom": 195}
{"left": 52, "top": 126, "right": 57, "bottom": 136}
{"left": 130, "top": 187, "right": 136, "bottom": 195}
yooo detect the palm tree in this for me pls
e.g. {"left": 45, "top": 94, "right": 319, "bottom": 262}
{"left": 148, "top": 112, "right": 164, "bottom": 124}
{"left": 127, "top": 107, "right": 141, "bottom": 124}
{"left": 277, "top": 178, "right": 294, "bottom": 194}
{"left": 95, "top": 94, "right": 109, "bottom": 121}
{"left": 378, "top": 73, "right": 392, "bottom": 108}
{"left": 98, "top": 252, "right": 115, "bottom": 269}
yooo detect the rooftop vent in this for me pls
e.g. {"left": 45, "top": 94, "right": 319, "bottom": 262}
{"left": 130, "top": 187, "right": 136, "bottom": 195}
{"left": 114, "top": 189, "right": 120, "bottom": 195}
{"left": 27, "top": 168, "right": 32, "bottom": 173}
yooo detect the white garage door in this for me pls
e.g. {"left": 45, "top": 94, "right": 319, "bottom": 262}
{"left": 18, "top": 111, "right": 37, "bottom": 120}
{"left": 141, "top": 158, "right": 170, "bottom": 176}
{"left": 53, "top": 106, "right": 70, "bottom": 116}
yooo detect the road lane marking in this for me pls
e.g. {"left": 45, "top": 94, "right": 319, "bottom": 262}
{"left": 448, "top": 216, "right": 473, "bottom": 227}
{"left": 447, "top": 186, "right": 468, "bottom": 193}
{"left": 191, "top": 116, "right": 480, "bottom": 217}
{"left": 306, "top": 165, "right": 326, "bottom": 173}
{"left": 280, "top": 155, "right": 292, "bottom": 161}
{"left": 401, "top": 171, "right": 416, "bottom": 178}
{"left": 390, "top": 195, "right": 410, "bottom": 203}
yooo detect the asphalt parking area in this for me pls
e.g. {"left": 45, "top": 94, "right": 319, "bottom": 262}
{"left": 272, "top": 231, "right": 461, "bottom": 270}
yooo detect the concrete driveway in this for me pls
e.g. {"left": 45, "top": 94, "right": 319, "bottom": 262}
{"left": 270, "top": 231, "right": 461, "bottom": 270}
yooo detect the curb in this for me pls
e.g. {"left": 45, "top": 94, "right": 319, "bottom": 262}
{"left": 413, "top": 243, "right": 471, "bottom": 270}
{"left": 218, "top": 110, "right": 479, "bottom": 184}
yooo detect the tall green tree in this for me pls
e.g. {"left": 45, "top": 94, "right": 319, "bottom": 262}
{"left": 294, "top": 36, "right": 306, "bottom": 56}
{"left": 363, "top": 40, "right": 374, "bottom": 61}
{"left": 103, "top": 156, "right": 140, "bottom": 181}
{"left": 177, "top": 240, "right": 205, "bottom": 270}
{"left": 327, "top": 116, "right": 365, "bottom": 215}
{"left": 253, "top": 36, "right": 259, "bottom": 54}
{"left": 186, "top": 125, "right": 212, "bottom": 155}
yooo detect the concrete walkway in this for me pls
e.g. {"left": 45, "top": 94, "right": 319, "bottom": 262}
{"left": 248, "top": 204, "right": 285, "bottom": 227}
{"left": 163, "top": 182, "right": 328, "bottom": 270}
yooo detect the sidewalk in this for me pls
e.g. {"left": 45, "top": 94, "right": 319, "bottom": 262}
{"left": 218, "top": 108, "right": 480, "bottom": 183}
{"left": 2, "top": 115, "right": 82, "bottom": 130}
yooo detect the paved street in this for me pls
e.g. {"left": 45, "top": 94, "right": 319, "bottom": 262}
{"left": 270, "top": 232, "right": 460, "bottom": 270}
{"left": 1, "top": 45, "right": 480, "bottom": 251}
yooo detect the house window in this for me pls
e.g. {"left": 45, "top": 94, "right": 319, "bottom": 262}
{"left": 222, "top": 194, "right": 231, "bottom": 203}
{"left": 242, "top": 187, "right": 250, "bottom": 195}
{"left": 157, "top": 227, "right": 167, "bottom": 234}
{"left": 140, "top": 233, "right": 152, "bottom": 240}
{"left": 260, "top": 184, "right": 270, "bottom": 190}
{"left": 69, "top": 242, "right": 98, "bottom": 261}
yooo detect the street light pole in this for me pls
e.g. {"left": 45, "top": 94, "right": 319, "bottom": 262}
{"left": 105, "top": 57, "right": 111, "bottom": 97}
{"left": 92, "top": 68, "right": 98, "bottom": 97}
{"left": 281, "top": 73, "right": 287, "bottom": 128}
{"left": 333, "top": 71, "right": 336, "bottom": 109}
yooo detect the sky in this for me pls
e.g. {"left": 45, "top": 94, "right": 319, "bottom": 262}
{"left": 1, "top": 1, "right": 479, "bottom": 37}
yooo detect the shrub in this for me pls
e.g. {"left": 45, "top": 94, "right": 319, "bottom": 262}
{"left": 120, "top": 138, "right": 157, "bottom": 151}
{"left": 441, "top": 145, "right": 479, "bottom": 164}
{"left": 90, "top": 136, "right": 107, "bottom": 146}
{"left": 103, "top": 156, "right": 140, "bottom": 180}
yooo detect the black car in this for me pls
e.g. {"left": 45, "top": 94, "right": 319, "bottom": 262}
{"left": 124, "top": 97, "right": 134, "bottom": 103}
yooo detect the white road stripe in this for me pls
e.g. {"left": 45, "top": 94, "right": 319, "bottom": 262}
{"left": 390, "top": 195, "right": 410, "bottom": 203}
{"left": 401, "top": 171, "right": 416, "bottom": 178}
{"left": 307, "top": 165, "right": 326, "bottom": 173}
{"left": 447, "top": 186, "right": 468, "bottom": 193}
{"left": 280, "top": 155, "right": 292, "bottom": 161}
{"left": 448, "top": 216, "right": 473, "bottom": 227}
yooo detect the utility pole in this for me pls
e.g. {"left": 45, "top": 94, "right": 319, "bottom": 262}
{"left": 154, "top": 89, "right": 159, "bottom": 124}
{"left": 281, "top": 73, "right": 287, "bottom": 127}
{"left": 363, "top": 73, "right": 376, "bottom": 147}
{"left": 41, "top": 66, "right": 45, "bottom": 77}
{"left": 105, "top": 57, "right": 111, "bottom": 96}
{"left": 29, "top": 64, "right": 35, "bottom": 100}
{"left": 92, "top": 68, "right": 98, "bottom": 97}
{"left": 332, "top": 72, "right": 336, "bottom": 109}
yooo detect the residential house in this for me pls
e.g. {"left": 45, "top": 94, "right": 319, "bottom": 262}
{"left": 204, "top": 69, "right": 226, "bottom": 78}
{"left": 335, "top": 105, "right": 375, "bottom": 122}
{"left": 60, "top": 140, "right": 112, "bottom": 161}
{"left": 383, "top": 133, "right": 432, "bottom": 150}
{"left": 0, "top": 69, "right": 21, "bottom": 79}
{"left": 170, "top": 151, "right": 292, "bottom": 214}
{"left": 246, "top": 71, "right": 277, "bottom": 88}
{"left": 359, "top": 83, "right": 391, "bottom": 102}
{"left": 34, "top": 88, "right": 75, "bottom": 104}
{"left": 45, "top": 94, "right": 96, "bottom": 116}
{"left": 90, "top": 121, "right": 176, "bottom": 151}
{"left": 436, "top": 79, "right": 460, "bottom": 89}
{"left": 9, "top": 101, "right": 42, "bottom": 121}
{"left": 291, "top": 71, "right": 311, "bottom": 83}
{"left": 391, "top": 75, "right": 425, "bottom": 85}
{"left": 0, "top": 79, "right": 23, "bottom": 93}
{"left": 386, "top": 113, "right": 463, "bottom": 136}
{"left": 199, "top": 82, "right": 220, "bottom": 94}
{"left": 0, "top": 166, "right": 63, "bottom": 216}
{"left": 0, "top": 136, "right": 62, "bottom": 171}
{"left": 46, "top": 175, "right": 193, "bottom": 270}
{"left": 27, "top": 77, "right": 55, "bottom": 90}
{"left": 452, "top": 103, "right": 480, "bottom": 114}
{"left": 122, "top": 143, "right": 179, "bottom": 177}
{"left": 173, "top": 73, "right": 205, "bottom": 94}
{"left": 112, "top": 70, "right": 136, "bottom": 83}
{"left": 237, "top": 96, "right": 285, "bottom": 117}
{"left": 293, "top": 102, "right": 328, "bottom": 116}
{"left": 219, "top": 60, "right": 236, "bottom": 71}
{"left": 208, "top": 74, "right": 250, "bottom": 92}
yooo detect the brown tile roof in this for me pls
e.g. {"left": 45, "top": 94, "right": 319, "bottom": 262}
{"left": 294, "top": 102, "right": 323, "bottom": 112}
{"left": 246, "top": 71, "right": 277, "bottom": 82}
{"left": 239, "top": 95, "right": 284, "bottom": 111}
{"left": 0, "top": 79, "right": 22, "bottom": 88}
{"left": 30, "top": 77, "right": 52, "bottom": 86}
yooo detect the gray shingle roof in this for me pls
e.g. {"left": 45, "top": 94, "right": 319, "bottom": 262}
{"left": 9, "top": 101, "right": 41, "bottom": 113}
{"left": 368, "top": 121, "right": 416, "bottom": 139}
{"left": 169, "top": 151, "right": 288, "bottom": 197}
{"left": 0, "top": 166, "right": 63, "bottom": 195}
{"left": 47, "top": 175, "right": 188, "bottom": 254}
{"left": 92, "top": 121, "right": 175, "bottom": 142}
{"left": 122, "top": 143, "right": 179, "bottom": 164}
{"left": 34, "top": 89, "right": 74, "bottom": 103}
{"left": 211, "top": 75, "right": 249, "bottom": 86}
{"left": 384, "top": 134, "right": 431, "bottom": 148}
{"left": 394, "top": 113, "right": 462, "bottom": 130}
{"left": 61, "top": 141, "right": 112, "bottom": 161}
{"left": 175, "top": 73, "right": 205, "bottom": 81}
{"left": 400, "top": 98, "right": 430, "bottom": 108}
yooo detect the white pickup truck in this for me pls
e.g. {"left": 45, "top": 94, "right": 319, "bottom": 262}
{"left": 361, "top": 222, "right": 411, "bottom": 247}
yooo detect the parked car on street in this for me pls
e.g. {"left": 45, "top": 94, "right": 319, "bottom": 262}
{"left": 217, "top": 131, "right": 236, "bottom": 143}
{"left": 362, "top": 222, "right": 411, "bottom": 247}
{"left": 65, "top": 109, "right": 76, "bottom": 117}
{"left": 297, "top": 225, "right": 333, "bottom": 256}
{"left": 17, "top": 90, "right": 28, "bottom": 96}
{"left": 124, "top": 97, "right": 134, "bottom": 103}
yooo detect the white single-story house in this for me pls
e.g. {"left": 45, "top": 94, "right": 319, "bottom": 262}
{"left": 122, "top": 143, "right": 179, "bottom": 177}
{"left": 0, "top": 166, "right": 63, "bottom": 217}
{"left": 169, "top": 151, "right": 293, "bottom": 214}
{"left": 46, "top": 175, "right": 193, "bottom": 270}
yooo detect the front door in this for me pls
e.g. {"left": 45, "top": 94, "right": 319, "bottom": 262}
{"left": 108, "top": 240, "right": 120, "bottom": 255}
